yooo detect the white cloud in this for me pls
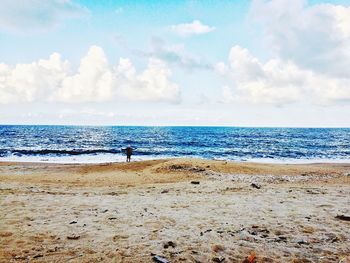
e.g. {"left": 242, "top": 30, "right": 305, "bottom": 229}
{"left": 0, "top": 53, "right": 69, "bottom": 103}
{"left": 170, "top": 20, "right": 215, "bottom": 37}
{"left": 138, "top": 37, "right": 212, "bottom": 70}
{"left": 116, "top": 58, "right": 180, "bottom": 103}
{"left": 250, "top": 0, "right": 350, "bottom": 78}
{"left": 220, "top": 0, "right": 350, "bottom": 106}
{"left": 55, "top": 46, "right": 115, "bottom": 102}
{"left": 0, "top": 0, "right": 88, "bottom": 33}
{"left": 0, "top": 46, "right": 180, "bottom": 104}
{"left": 221, "top": 45, "right": 350, "bottom": 106}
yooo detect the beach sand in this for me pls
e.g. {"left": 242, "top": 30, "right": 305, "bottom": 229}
{"left": 0, "top": 158, "right": 349, "bottom": 262}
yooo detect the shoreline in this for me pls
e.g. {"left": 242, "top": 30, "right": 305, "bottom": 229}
{"left": 1, "top": 155, "right": 350, "bottom": 165}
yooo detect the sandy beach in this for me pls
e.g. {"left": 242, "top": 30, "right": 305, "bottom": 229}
{"left": 0, "top": 158, "right": 349, "bottom": 262}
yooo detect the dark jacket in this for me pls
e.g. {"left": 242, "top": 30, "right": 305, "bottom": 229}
{"left": 126, "top": 147, "right": 133, "bottom": 156}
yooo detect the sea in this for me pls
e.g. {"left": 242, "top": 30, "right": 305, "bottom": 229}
{"left": 0, "top": 125, "right": 349, "bottom": 164}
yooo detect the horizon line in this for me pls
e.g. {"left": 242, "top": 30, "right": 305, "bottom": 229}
{"left": 0, "top": 123, "right": 349, "bottom": 129}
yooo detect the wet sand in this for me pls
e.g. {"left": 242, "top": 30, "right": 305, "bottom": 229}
{"left": 0, "top": 159, "right": 349, "bottom": 262}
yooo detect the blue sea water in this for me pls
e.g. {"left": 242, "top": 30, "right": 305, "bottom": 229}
{"left": 0, "top": 125, "right": 349, "bottom": 163}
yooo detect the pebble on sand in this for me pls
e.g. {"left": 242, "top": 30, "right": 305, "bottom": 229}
{"left": 251, "top": 183, "right": 261, "bottom": 189}
{"left": 152, "top": 255, "right": 169, "bottom": 263}
{"left": 67, "top": 234, "right": 80, "bottom": 240}
{"left": 335, "top": 215, "right": 350, "bottom": 221}
{"left": 212, "top": 244, "right": 225, "bottom": 252}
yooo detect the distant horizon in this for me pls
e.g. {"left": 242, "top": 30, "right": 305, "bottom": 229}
{"left": 1, "top": 123, "right": 349, "bottom": 129}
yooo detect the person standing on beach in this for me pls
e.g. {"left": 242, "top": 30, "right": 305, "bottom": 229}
{"left": 123, "top": 145, "right": 134, "bottom": 162}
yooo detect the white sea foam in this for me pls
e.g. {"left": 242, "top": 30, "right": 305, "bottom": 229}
{"left": 0, "top": 154, "right": 349, "bottom": 164}
{"left": 0, "top": 153, "right": 169, "bottom": 164}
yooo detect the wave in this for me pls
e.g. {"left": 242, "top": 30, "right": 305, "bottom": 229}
{"left": 0, "top": 147, "right": 349, "bottom": 160}
{"left": 1, "top": 149, "right": 122, "bottom": 156}
{"left": 0, "top": 148, "right": 177, "bottom": 157}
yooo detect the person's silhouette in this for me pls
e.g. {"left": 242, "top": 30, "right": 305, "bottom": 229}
{"left": 123, "top": 145, "right": 135, "bottom": 162}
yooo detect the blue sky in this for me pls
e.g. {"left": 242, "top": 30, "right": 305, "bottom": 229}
{"left": 0, "top": 0, "right": 350, "bottom": 127}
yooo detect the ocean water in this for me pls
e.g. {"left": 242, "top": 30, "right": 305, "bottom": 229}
{"left": 0, "top": 125, "right": 349, "bottom": 163}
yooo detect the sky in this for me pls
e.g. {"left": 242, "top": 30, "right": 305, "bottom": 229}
{"left": 0, "top": 0, "right": 350, "bottom": 127}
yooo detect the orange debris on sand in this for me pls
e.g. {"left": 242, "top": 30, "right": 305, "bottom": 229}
{"left": 242, "top": 251, "right": 256, "bottom": 263}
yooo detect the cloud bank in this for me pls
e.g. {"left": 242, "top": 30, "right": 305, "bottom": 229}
{"left": 222, "top": 0, "right": 350, "bottom": 106}
{"left": 222, "top": 46, "right": 350, "bottom": 106}
{"left": 0, "top": 46, "right": 180, "bottom": 104}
